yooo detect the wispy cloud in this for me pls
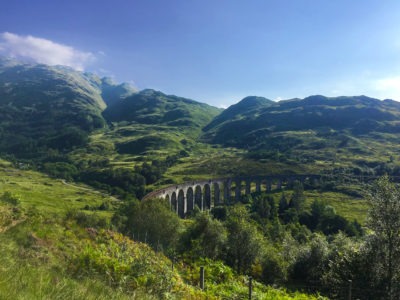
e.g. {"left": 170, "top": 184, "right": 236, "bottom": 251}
{"left": 0, "top": 32, "right": 95, "bottom": 71}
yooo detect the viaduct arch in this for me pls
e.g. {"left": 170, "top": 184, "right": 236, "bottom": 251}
{"left": 142, "top": 174, "right": 321, "bottom": 218}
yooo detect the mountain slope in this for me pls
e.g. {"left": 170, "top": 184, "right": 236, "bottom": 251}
{"left": 203, "top": 95, "right": 400, "bottom": 146}
{"left": 0, "top": 59, "right": 108, "bottom": 156}
{"left": 99, "top": 89, "right": 222, "bottom": 158}
{"left": 99, "top": 77, "right": 137, "bottom": 106}
{"left": 203, "top": 96, "right": 274, "bottom": 132}
{"left": 200, "top": 95, "right": 400, "bottom": 175}
{"left": 103, "top": 89, "right": 222, "bottom": 129}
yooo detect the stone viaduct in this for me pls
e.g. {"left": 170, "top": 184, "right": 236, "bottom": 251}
{"left": 142, "top": 174, "right": 321, "bottom": 218}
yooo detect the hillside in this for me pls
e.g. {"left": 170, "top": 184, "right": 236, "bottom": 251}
{"left": 2, "top": 59, "right": 399, "bottom": 182}
{"left": 2, "top": 59, "right": 399, "bottom": 298}
{"left": 203, "top": 96, "right": 274, "bottom": 132}
{"left": 100, "top": 77, "right": 137, "bottom": 106}
{"left": 0, "top": 58, "right": 107, "bottom": 157}
{"left": 202, "top": 95, "right": 400, "bottom": 176}
{"left": 103, "top": 89, "right": 221, "bottom": 129}
{"left": 0, "top": 59, "right": 220, "bottom": 164}
{"left": 0, "top": 158, "right": 326, "bottom": 299}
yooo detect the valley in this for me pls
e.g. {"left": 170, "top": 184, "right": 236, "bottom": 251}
{"left": 0, "top": 59, "right": 399, "bottom": 299}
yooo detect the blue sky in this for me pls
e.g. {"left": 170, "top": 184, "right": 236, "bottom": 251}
{"left": 1, "top": 0, "right": 400, "bottom": 107}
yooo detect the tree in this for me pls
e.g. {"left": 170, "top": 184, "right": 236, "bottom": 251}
{"left": 278, "top": 191, "right": 288, "bottom": 215}
{"left": 112, "top": 198, "right": 182, "bottom": 253}
{"left": 225, "top": 205, "right": 265, "bottom": 274}
{"left": 366, "top": 175, "right": 400, "bottom": 299}
{"left": 251, "top": 194, "right": 273, "bottom": 220}
{"left": 180, "top": 212, "right": 227, "bottom": 260}
{"left": 291, "top": 233, "right": 329, "bottom": 284}
{"left": 289, "top": 181, "right": 305, "bottom": 213}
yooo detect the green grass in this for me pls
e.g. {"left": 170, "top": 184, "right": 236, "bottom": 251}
{"left": 0, "top": 161, "right": 327, "bottom": 299}
{"left": 0, "top": 165, "right": 114, "bottom": 215}
{"left": 303, "top": 190, "right": 369, "bottom": 224}
{"left": 0, "top": 204, "right": 325, "bottom": 300}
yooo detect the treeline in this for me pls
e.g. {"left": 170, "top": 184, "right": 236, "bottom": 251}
{"left": 110, "top": 179, "right": 392, "bottom": 299}
{"left": 39, "top": 151, "right": 188, "bottom": 199}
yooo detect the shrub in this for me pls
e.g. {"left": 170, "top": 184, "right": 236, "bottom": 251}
{"left": 0, "top": 191, "right": 20, "bottom": 206}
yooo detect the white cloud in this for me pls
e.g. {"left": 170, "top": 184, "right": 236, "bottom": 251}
{"left": 0, "top": 32, "right": 95, "bottom": 71}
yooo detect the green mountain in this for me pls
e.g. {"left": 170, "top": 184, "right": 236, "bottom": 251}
{"left": 201, "top": 95, "right": 400, "bottom": 175}
{"left": 203, "top": 96, "right": 274, "bottom": 132}
{"left": 0, "top": 59, "right": 107, "bottom": 157}
{"left": 0, "top": 59, "right": 396, "bottom": 300}
{"left": 100, "top": 89, "right": 222, "bottom": 158}
{"left": 203, "top": 94, "right": 400, "bottom": 145}
{"left": 100, "top": 77, "right": 137, "bottom": 106}
{"left": 103, "top": 88, "right": 221, "bottom": 129}
{"left": 0, "top": 59, "right": 220, "bottom": 161}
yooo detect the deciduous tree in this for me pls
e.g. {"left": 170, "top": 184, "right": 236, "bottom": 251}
{"left": 367, "top": 175, "right": 400, "bottom": 299}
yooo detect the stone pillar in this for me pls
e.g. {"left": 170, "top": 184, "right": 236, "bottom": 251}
{"left": 200, "top": 185, "right": 204, "bottom": 211}
{"left": 277, "top": 179, "right": 282, "bottom": 190}
{"left": 266, "top": 180, "right": 272, "bottom": 192}
{"left": 287, "top": 178, "right": 294, "bottom": 189}
{"left": 255, "top": 180, "right": 261, "bottom": 193}
{"left": 214, "top": 183, "right": 220, "bottom": 205}
{"left": 177, "top": 190, "right": 185, "bottom": 218}
{"left": 235, "top": 180, "right": 241, "bottom": 202}
{"left": 245, "top": 180, "right": 251, "bottom": 195}
{"left": 183, "top": 196, "right": 187, "bottom": 217}
{"left": 210, "top": 184, "right": 214, "bottom": 208}
{"left": 224, "top": 180, "right": 231, "bottom": 204}
{"left": 204, "top": 184, "right": 211, "bottom": 210}
{"left": 186, "top": 187, "right": 194, "bottom": 213}
{"left": 172, "top": 191, "right": 178, "bottom": 214}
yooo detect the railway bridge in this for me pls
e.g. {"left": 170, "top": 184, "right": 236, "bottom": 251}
{"left": 142, "top": 174, "right": 321, "bottom": 218}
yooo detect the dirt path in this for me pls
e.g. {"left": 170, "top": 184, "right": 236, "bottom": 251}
{"left": 60, "top": 180, "right": 120, "bottom": 202}
{"left": 0, "top": 218, "right": 26, "bottom": 233}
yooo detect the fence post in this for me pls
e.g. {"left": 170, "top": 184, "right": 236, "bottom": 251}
{"left": 348, "top": 279, "right": 352, "bottom": 300}
{"left": 200, "top": 266, "right": 205, "bottom": 290}
{"left": 248, "top": 276, "right": 252, "bottom": 300}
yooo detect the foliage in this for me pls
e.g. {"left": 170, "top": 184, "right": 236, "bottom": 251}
{"left": 80, "top": 168, "right": 146, "bottom": 198}
{"left": 113, "top": 198, "right": 182, "bottom": 252}
{"left": 300, "top": 199, "right": 363, "bottom": 236}
{"left": 365, "top": 175, "right": 400, "bottom": 299}
{"left": 289, "top": 181, "right": 306, "bottom": 213}
{"left": 103, "top": 89, "right": 221, "bottom": 131}
{"left": 66, "top": 209, "right": 109, "bottom": 229}
{"left": 0, "top": 191, "right": 21, "bottom": 206}
{"left": 6, "top": 59, "right": 400, "bottom": 299}
{"left": 225, "top": 205, "right": 265, "bottom": 274}
{"left": 179, "top": 212, "right": 227, "bottom": 260}
{"left": 72, "top": 230, "right": 178, "bottom": 297}
{"left": 0, "top": 61, "right": 106, "bottom": 158}
{"left": 43, "top": 162, "right": 78, "bottom": 180}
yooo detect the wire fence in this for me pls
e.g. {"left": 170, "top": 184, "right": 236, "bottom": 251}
{"left": 192, "top": 264, "right": 390, "bottom": 300}
{"left": 287, "top": 281, "right": 388, "bottom": 300}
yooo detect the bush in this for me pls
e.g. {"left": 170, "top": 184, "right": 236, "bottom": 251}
{"left": 66, "top": 210, "right": 109, "bottom": 229}
{"left": 0, "top": 191, "right": 20, "bottom": 206}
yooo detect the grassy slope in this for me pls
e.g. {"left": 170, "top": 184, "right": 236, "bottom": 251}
{"left": 0, "top": 159, "right": 112, "bottom": 214}
{"left": 201, "top": 95, "right": 400, "bottom": 176}
{"left": 0, "top": 159, "right": 325, "bottom": 299}
{"left": 69, "top": 126, "right": 370, "bottom": 225}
